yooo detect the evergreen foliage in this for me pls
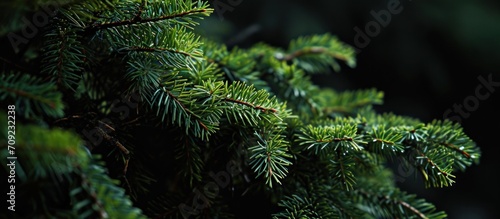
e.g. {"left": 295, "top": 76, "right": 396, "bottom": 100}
{"left": 0, "top": 0, "right": 481, "bottom": 218}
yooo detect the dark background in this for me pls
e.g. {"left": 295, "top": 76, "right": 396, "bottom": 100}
{"left": 200, "top": 0, "right": 500, "bottom": 218}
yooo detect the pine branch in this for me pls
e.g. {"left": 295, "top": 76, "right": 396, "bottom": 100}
{"left": 355, "top": 187, "right": 447, "bottom": 219}
{"left": 41, "top": 19, "right": 85, "bottom": 90}
{"left": 265, "top": 59, "right": 322, "bottom": 118}
{"left": 70, "top": 159, "right": 148, "bottom": 219}
{"left": 279, "top": 33, "right": 357, "bottom": 73}
{"left": 0, "top": 73, "right": 64, "bottom": 118}
{"left": 387, "top": 120, "right": 481, "bottom": 188}
{"left": 328, "top": 152, "right": 358, "bottom": 191}
{"left": 182, "top": 60, "right": 224, "bottom": 86}
{"left": 219, "top": 82, "right": 286, "bottom": 127}
{"left": 272, "top": 192, "right": 333, "bottom": 219}
{"left": 107, "top": 25, "right": 204, "bottom": 68}
{"left": 82, "top": 0, "right": 213, "bottom": 32}
{"left": 364, "top": 125, "right": 405, "bottom": 160}
{"left": 174, "top": 134, "right": 205, "bottom": 186}
{"left": 52, "top": 0, "right": 118, "bottom": 38}
{"left": 317, "top": 88, "right": 384, "bottom": 117}
{"left": 249, "top": 132, "right": 293, "bottom": 188}
{"left": 414, "top": 148, "right": 456, "bottom": 188}
{"left": 151, "top": 77, "right": 222, "bottom": 141}
{"left": 425, "top": 120, "right": 480, "bottom": 170}
{"left": 274, "top": 172, "right": 372, "bottom": 219}
{"left": 297, "top": 123, "right": 362, "bottom": 156}
{"left": 125, "top": 53, "right": 163, "bottom": 99}
{"left": 217, "top": 46, "right": 268, "bottom": 89}
{"left": 361, "top": 111, "right": 423, "bottom": 128}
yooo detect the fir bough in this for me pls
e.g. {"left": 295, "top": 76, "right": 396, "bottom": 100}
{"left": 0, "top": 0, "right": 481, "bottom": 218}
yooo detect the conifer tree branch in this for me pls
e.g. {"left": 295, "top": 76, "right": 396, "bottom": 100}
{"left": 73, "top": 166, "right": 109, "bottom": 219}
{"left": 95, "top": 126, "right": 130, "bottom": 175}
{"left": 249, "top": 132, "right": 292, "bottom": 187}
{"left": 151, "top": 81, "right": 222, "bottom": 141}
{"left": 331, "top": 152, "right": 356, "bottom": 191}
{"left": 124, "top": 46, "right": 196, "bottom": 58}
{"left": 0, "top": 73, "right": 64, "bottom": 118}
{"left": 283, "top": 33, "right": 357, "bottom": 72}
{"left": 279, "top": 46, "right": 350, "bottom": 63}
{"left": 82, "top": 0, "right": 213, "bottom": 33}
{"left": 157, "top": 87, "right": 210, "bottom": 132}
{"left": 416, "top": 150, "right": 455, "bottom": 185}
{"left": 318, "top": 88, "right": 384, "bottom": 116}
{"left": 297, "top": 124, "right": 362, "bottom": 155}
{"left": 438, "top": 142, "right": 471, "bottom": 158}
{"left": 174, "top": 135, "right": 204, "bottom": 186}
{"left": 71, "top": 161, "right": 148, "bottom": 219}
{"left": 223, "top": 97, "right": 278, "bottom": 113}
{"left": 357, "top": 190, "right": 446, "bottom": 219}
{"left": 41, "top": 20, "right": 85, "bottom": 90}
{"left": 85, "top": 9, "right": 210, "bottom": 32}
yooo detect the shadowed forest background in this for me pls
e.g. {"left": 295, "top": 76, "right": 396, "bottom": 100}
{"left": 198, "top": 0, "right": 500, "bottom": 218}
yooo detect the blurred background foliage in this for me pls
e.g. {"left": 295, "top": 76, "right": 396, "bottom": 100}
{"left": 198, "top": 0, "right": 499, "bottom": 218}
